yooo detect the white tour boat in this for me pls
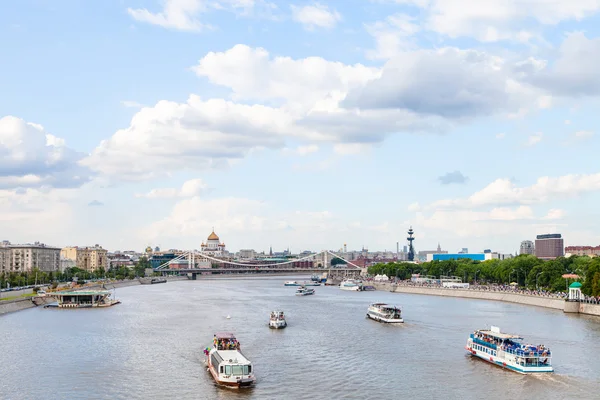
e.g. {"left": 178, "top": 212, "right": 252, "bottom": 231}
{"left": 205, "top": 332, "right": 256, "bottom": 388}
{"left": 269, "top": 311, "right": 287, "bottom": 329}
{"left": 339, "top": 279, "right": 361, "bottom": 291}
{"left": 465, "top": 326, "right": 553, "bottom": 374}
{"left": 284, "top": 281, "right": 301, "bottom": 286}
{"left": 295, "top": 286, "right": 315, "bottom": 296}
{"left": 366, "top": 303, "right": 404, "bottom": 323}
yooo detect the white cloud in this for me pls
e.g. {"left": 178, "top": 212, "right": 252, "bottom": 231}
{"left": 365, "top": 13, "right": 420, "bottom": 60}
{"left": 0, "top": 116, "right": 92, "bottom": 189}
{"left": 343, "top": 47, "right": 538, "bottom": 118}
{"left": 291, "top": 3, "right": 341, "bottom": 30}
{"left": 496, "top": 133, "right": 506, "bottom": 139}
{"left": 82, "top": 96, "right": 295, "bottom": 180}
{"left": 282, "top": 144, "right": 319, "bottom": 156}
{"left": 192, "top": 44, "right": 380, "bottom": 110}
{"left": 128, "top": 0, "right": 209, "bottom": 31}
{"left": 127, "top": 0, "right": 278, "bottom": 31}
{"left": 525, "top": 132, "right": 543, "bottom": 146}
{"left": 565, "top": 119, "right": 572, "bottom": 125}
{"left": 401, "top": 0, "right": 600, "bottom": 42}
{"left": 135, "top": 178, "right": 209, "bottom": 199}
{"left": 430, "top": 173, "right": 600, "bottom": 209}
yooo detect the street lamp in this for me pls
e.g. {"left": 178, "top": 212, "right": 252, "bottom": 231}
{"left": 475, "top": 270, "right": 481, "bottom": 284}
{"left": 536, "top": 271, "right": 544, "bottom": 290}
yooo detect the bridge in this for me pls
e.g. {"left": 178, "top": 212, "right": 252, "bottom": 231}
{"left": 154, "top": 250, "right": 363, "bottom": 281}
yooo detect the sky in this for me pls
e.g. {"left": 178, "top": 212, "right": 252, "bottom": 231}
{"left": 1, "top": 0, "right": 600, "bottom": 254}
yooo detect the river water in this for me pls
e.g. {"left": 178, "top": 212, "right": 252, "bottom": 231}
{"left": 1, "top": 277, "right": 599, "bottom": 400}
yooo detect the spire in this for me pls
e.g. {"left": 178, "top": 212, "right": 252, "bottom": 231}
{"left": 269, "top": 246, "right": 272, "bottom": 256}
{"left": 437, "top": 242, "right": 441, "bottom": 252}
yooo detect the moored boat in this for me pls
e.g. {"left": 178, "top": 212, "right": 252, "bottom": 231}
{"left": 366, "top": 303, "right": 404, "bottom": 323}
{"left": 269, "top": 311, "right": 287, "bottom": 329}
{"left": 45, "top": 290, "right": 120, "bottom": 308}
{"left": 295, "top": 286, "right": 315, "bottom": 296}
{"left": 205, "top": 332, "right": 256, "bottom": 388}
{"left": 284, "top": 281, "right": 300, "bottom": 286}
{"left": 465, "top": 326, "right": 553, "bottom": 374}
{"left": 339, "top": 279, "right": 361, "bottom": 291}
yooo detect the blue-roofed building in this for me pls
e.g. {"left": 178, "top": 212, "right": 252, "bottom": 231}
{"left": 432, "top": 253, "right": 486, "bottom": 261}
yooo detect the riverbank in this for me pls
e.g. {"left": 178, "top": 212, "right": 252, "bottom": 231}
{"left": 0, "top": 276, "right": 187, "bottom": 316}
{"left": 373, "top": 282, "right": 600, "bottom": 317}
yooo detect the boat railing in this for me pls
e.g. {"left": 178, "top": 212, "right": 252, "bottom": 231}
{"left": 502, "top": 347, "right": 551, "bottom": 357}
{"left": 472, "top": 337, "right": 498, "bottom": 350}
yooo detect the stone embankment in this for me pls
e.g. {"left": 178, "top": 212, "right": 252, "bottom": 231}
{"left": 0, "top": 276, "right": 186, "bottom": 316}
{"left": 373, "top": 282, "right": 600, "bottom": 317}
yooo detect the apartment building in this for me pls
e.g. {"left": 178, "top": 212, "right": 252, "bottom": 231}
{"left": 60, "top": 245, "right": 108, "bottom": 272}
{"left": 0, "top": 241, "right": 60, "bottom": 272}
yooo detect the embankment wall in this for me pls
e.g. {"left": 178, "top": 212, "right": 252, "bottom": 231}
{"left": 373, "top": 283, "right": 600, "bottom": 317}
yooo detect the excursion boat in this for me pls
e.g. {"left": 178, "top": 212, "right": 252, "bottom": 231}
{"left": 360, "top": 285, "right": 376, "bottom": 291}
{"left": 311, "top": 274, "right": 327, "bottom": 283}
{"left": 295, "top": 286, "right": 315, "bottom": 296}
{"left": 44, "top": 290, "right": 121, "bottom": 308}
{"left": 269, "top": 311, "right": 287, "bottom": 329}
{"left": 339, "top": 279, "right": 361, "bottom": 291}
{"left": 465, "top": 326, "right": 553, "bottom": 374}
{"left": 205, "top": 332, "right": 256, "bottom": 388}
{"left": 284, "top": 281, "right": 301, "bottom": 286}
{"left": 366, "top": 303, "right": 404, "bottom": 323}
{"left": 302, "top": 282, "right": 320, "bottom": 286}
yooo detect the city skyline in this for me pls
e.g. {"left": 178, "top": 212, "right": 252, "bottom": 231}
{"left": 2, "top": 1, "right": 600, "bottom": 253}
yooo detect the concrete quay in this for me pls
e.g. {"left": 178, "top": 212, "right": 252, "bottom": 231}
{"left": 372, "top": 282, "right": 600, "bottom": 317}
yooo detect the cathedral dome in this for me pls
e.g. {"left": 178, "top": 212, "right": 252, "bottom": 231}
{"left": 207, "top": 231, "right": 219, "bottom": 241}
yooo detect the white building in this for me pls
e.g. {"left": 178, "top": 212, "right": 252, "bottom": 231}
{"left": 200, "top": 230, "right": 226, "bottom": 257}
{"left": 238, "top": 249, "right": 256, "bottom": 259}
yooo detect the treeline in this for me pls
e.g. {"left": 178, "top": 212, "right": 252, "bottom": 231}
{"left": 0, "top": 257, "right": 153, "bottom": 288}
{"left": 367, "top": 255, "right": 600, "bottom": 296}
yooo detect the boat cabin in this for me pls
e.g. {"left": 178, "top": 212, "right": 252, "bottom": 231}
{"left": 48, "top": 290, "right": 120, "bottom": 308}
{"left": 270, "top": 311, "right": 285, "bottom": 321}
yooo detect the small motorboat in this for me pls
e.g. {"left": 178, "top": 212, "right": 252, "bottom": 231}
{"left": 269, "top": 310, "right": 287, "bottom": 329}
{"left": 295, "top": 286, "right": 315, "bottom": 296}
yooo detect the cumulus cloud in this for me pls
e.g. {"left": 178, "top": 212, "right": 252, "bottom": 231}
{"left": 526, "top": 33, "right": 600, "bottom": 96}
{"left": 0, "top": 116, "right": 92, "bottom": 189}
{"left": 81, "top": 96, "right": 294, "bottom": 180}
{"left": 282, "top": 145, "right": 319, "bottom": 156}
{"left": 343, "top": 48, "right": 521, "bottom": 118}
{"left": 365, "top": 13, "right": 420, "bottom": 59}
{"left": 135, "top": 178, "right": 209, "bottom": 198}
{"left": 429, "top": 173, "right": 600, "bottom": 209}
{"left": 438, "top": 171, "right": 468, "bottom": 185}
{"left": 392, "top": 0, "right": 600, "bottom": 42}
{"left": 291, "top": 3, "right": 341, "bottom": 30}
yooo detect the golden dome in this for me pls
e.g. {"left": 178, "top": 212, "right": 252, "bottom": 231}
{"left": 207, "top": 231, "right": 219, "bottom": 241}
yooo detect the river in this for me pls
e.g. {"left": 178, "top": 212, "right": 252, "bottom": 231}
{"left": 1, "top": 276, "right": 599, "bottom": 400}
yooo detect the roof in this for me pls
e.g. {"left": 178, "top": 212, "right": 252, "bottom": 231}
{"left": 214, "top": 332, "right": 236, "bottom": 339}
{"left": 569, "top": 282, "right": 582, "bottom": 288}
{"left": 53, "top": 290, "right": 110, "bottom": 296}
{"left": 214, "top": 350, "right": 251, "bottom": 364}
{"left": 478, "top": 330, "right": 522, "bottom": 340}
{"left": 207, "top": 231, "right": 220, "bottom": 240}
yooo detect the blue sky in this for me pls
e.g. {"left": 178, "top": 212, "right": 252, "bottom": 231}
{"left": 1, "top": 0, "right": 600, "bottom": 254}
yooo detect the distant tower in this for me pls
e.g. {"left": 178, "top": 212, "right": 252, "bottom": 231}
{"left": 344, "top": 243, "right": 347, "bottom": 253}
{"left": 407, "top": 226, "right": 415, "bottom": 261}
{"left": 269, "top": 246, "right": 273, "bottom": 256}
{"left": 437, "top": 243, "right": 441, "bottom": 252}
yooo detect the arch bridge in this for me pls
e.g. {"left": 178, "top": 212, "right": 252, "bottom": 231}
{"left": 154, "top": 250, "right": 363, "bottom": 281}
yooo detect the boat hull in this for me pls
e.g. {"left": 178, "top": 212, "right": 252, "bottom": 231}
{"left": 269, "top": 321, "right": 287, "bottom": 329}
{"left": 340, "top": 285, "right": 360, "bottom": 291}
{"left": 295, "top": 291, "right": 314, "bottom": 296}
{"left": 207, "top": 364, "right": 256, "bottom": 388}
{"left": 465, "top": 346, "right": 553, "bottom": 374}
{"left": 366, "top": 313, "right": 404, "bottom": 323}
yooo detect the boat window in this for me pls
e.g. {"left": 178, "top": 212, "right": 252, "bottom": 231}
{"left": 224, "top": 365, "right": 232, "bottom": 375}
{"left": 243, "top": 365, "right": 250, "bottom": 375}
{"left": 220, "top": 366, "right": 223, "bottom": 373}
{"left": 232, "top": 365, "right": 244, "bottom": 376}
{"left": 248, "top": 365, "right": 252, "bottom": 374}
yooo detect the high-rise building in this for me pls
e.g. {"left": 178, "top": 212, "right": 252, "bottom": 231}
{"left": 535, "top": 234, "right": 564, "bottom": 260}
{"left": 0, "top": 241, "right": 60, "bottom": 272}
{"left": 61, "top": 245, "right": 108, "bottom": 272}
{"left": 520, "top": 240, "right": 535, "bottom": 255}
